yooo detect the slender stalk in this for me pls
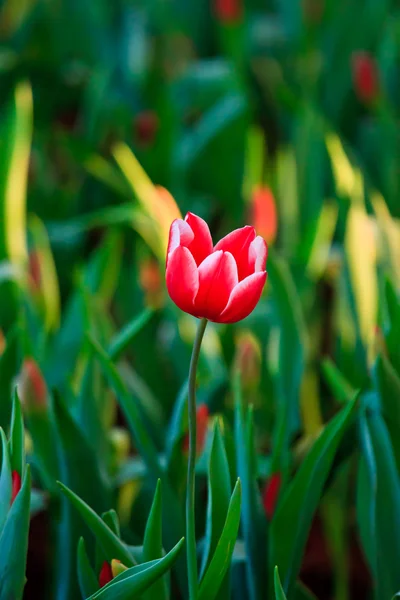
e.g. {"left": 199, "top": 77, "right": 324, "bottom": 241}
{"left": 186, "top": 317, "right": 208, "bottom": 600}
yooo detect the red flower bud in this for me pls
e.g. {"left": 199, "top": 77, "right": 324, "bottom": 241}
{"left": 351, "top": 52, "right": 379, "bottom": 104}
{"left": 214, "top": 0, "right": 242, "bottom": 23}
{"left": 99, "top": 561, "right": 113, "bottom": 588}
{"left": 11, "top": 471, "right": 21, "bottom": 505}
{"left": 249, "top": 186, "right": 277, "bottom": 245}
{"left": 166, "top": 213, "right": 267, "bottom": 323}
{"left": 28, "top": 251, "right": 42, "bottom": 291}
{"left": 262, "top": 472, "right": 281, "bottom": 520}
{"left": 183, "top": 404, "right": 209, "bottom": 455}
{"left": 18, "top": 359, "right": 48, "bottom": 412}
{"left": 139, "top": 258, "right": 163, "bottom": 308}
{"left": 0, "top": 330, "right": 5, "bottom": 357}
{"left": 234, "top": 331, "right": 261, "bottom": 389}
{"left": 134, "top": 111, "right": 159, "bottom": 147}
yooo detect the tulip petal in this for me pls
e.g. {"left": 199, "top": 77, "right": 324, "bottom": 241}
{"left": 194, "top": 251, "right": 238, "bottom": 320}
{"left": 219, "top": 271, "right": 267, "bottom": 323}
{"left": 248, "top": 236, "right": 268, "bottom": 272}
{"left": 185, "top": 213, "right": 213, "bottom": 265}
{"left": 214, "top": 226, "right": 256, "bottom": 280}
{"left": 166, "top": 246, "right": 199, "bottom": 314}
{"left": 167, "top": 219, "right": 194, "bottom": 266}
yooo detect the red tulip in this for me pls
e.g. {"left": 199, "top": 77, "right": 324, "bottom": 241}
{"left": 351, "top": 51, "right": 379, "bottom": 104}
{"left": 262, "top": 472, "right": 281, "bottom": 520}
{"left": 99, "top": 561, "right": 113, "bottom": 588}
{"left": 166, "top": 213, "right": 267, "bottom": 323}
{"left": 11, "top": 471, "right": 21, "bottom": 505}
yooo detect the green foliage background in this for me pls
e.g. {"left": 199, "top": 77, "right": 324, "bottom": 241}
{"left": 0, "top": 0, "right": 400, "bottom": 598}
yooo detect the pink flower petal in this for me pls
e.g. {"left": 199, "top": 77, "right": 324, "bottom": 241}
{"left": 194, "top": 251, "right": 238, "bottom": 321}
{"left": 166, "top": 246, "right": 199, "bottom": 314}
{"left": 219, "top": 271, "right": 267, "bottom": 323}
{"left": 166, "top": 219, "right": 194, "bottom": 266}
{"left": 214, "top": 226, "right": 256, "bottom": 280}
{"left": 248, "top": 236, "right": 268, "bottom": 273}
{"left": 185, "top": 213, "right": 213, "bottom": 265}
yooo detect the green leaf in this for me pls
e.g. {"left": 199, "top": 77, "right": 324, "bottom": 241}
{"left": 0, "top": 327, "right": 19, "bottom": 428}
{"left": 142, "top": 480, "right": 168, "bottom": 600}
{"left": 357, "top": 402, "right": 400, "bottom": 599}
{"left": 0, "top": 429, "right": 12, "bottom": 535}
{"left": 102, "top": 510, "right": 121, "bottom": 538}
{"left": 108, "top": 308, "right": 154, "bottom": 361}
{"left": 58, "top": 482, "right": 135, "bottom": 568}
{"left": 200, "top": 421, "right": 232, "bottom": 600}
{"left": 268, "top": 252, "right": 307, "bottom": 448}
{"left": 87, "top": 335, "right": 161, "bottom": 478}
{"left": 0, "top": 466, "right": 31, "bottom": 600}
{"left": 8, "top": 390, "right": 25, "bottom": 478}
{"left": 374, "top": 354, "right": 400, "bottom": 473}
{"left": 234, "top": 378, "right": 268, "bottom": 600}
{"left": 274, "top": 567, "right": 287, "bottom": 600}
{"left": 198, "top": 479, "right": 242, "bottom": 600}
{"left": 77, "top": 537, "right": 99, "bottom": 599}
{"left": 321, "top": 359, "right": 355, "bottom": 405}
{"left": 270, "top": 395, "right": 358, "bottom": 597}
{"left": 88, "top": 538, "right": 184, "bottom": 599}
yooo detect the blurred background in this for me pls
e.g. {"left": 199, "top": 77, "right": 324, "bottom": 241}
{"left": 0, "top": 0, "right": 400, "bottom": 599}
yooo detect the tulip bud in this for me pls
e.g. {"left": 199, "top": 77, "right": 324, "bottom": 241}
{"left": 302, "top": 0, "right": 325, "bottom": 24}
{"left": 183, "top": 404, "right": 209, "bottom": 456}
{"left": 0, "top": 330, "right": 5, "bottom": 357}
{"left": 11, "top": 471, "right": 21, "bottom": 505}
{"left": 214, "top": 0, "right": 242, "bottom": 23}
{"left": 18, "top": 358, "right": 47, "bottom": 413}
{"left": 262, "top": 472, "right": 281, "bottom": 520}
{"left": 351, "top": 52, "right": 379, "bottom": 104}
{"left": 249, "top": 186, "right": 277, "bottom": 245}
{"left": 233, "top": 330, "right": 261, "bottom": 390}
{"left": 134, "top": 111, "right": 159, "bottom": 148}
{"left": 28, "top": 251, "right": 42, "bottom": 292}
{"left": 139, "top": 258, "right": 164, "bottom": 309}
{"left": 99, "top": 561, "right": 113, "bottom": 588}
{"left": 111, "top": 559, "right": 128, "bottom": 578}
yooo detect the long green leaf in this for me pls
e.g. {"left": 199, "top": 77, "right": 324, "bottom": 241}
{"left": 274, "top": 567, "right": 287, "bottom": 600}
{"left": 142, "top": 480, "right": 168, "bottom": 600}
{"left": 88, "top": 538, "right": 184, "bottom": 600}
{"left": 77, "top": 537, "right": 99, "bottom": 599}
{"left": 58, "top": 482, "right": 135, "bottom": 567}
{"left": 200, "top": 421, "right": 232, "bottom": 599}
{"left": 198, "top": 479, "right": 242, "bottom": 600}
{"left": 0, "top": 466, "right": 31, "bottom": 600}
{"left": 270, "top": 395, "right": 358, "bottom": 596}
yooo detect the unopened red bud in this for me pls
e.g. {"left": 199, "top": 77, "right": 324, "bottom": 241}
{"left": 183, "top": 404, "right": 209, "bottom": 456}
{"left": 18, "top": 359, "right": 48, "bottom": 412}
{"left": 28, "top": 251, "right": 41, "bottom": 291}
{"left": 134, "top": 111, "right": 159, "bottom": 147}
{"left": 249, "top": 186, "right": 277, "bottom": 245}
{"left": 111, "top": 559, "right": 128, "bottom": 577}
{"left": 11, "top": 471, "right": 21, "bottom": 505}
{"left": 234, "top": 331, "right": 262, "bottom": 389}
{"left": 262, "top": 472, "right": 281, "bottom": 520}
{"left": 214, "top": 0, "right": 242, "bottom": 23}
{"left": 0, "top": 330, "right": 5, "bottom": 356}
{"left": 99, "top": 561, "right": 113, "bottom": 588}
{"left": 352, "top": 51, "right": 379, "bottom": 104}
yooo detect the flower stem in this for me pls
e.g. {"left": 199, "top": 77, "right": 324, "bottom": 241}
{"left": 186, "top": 317, "right": 208, "bottom": 600}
